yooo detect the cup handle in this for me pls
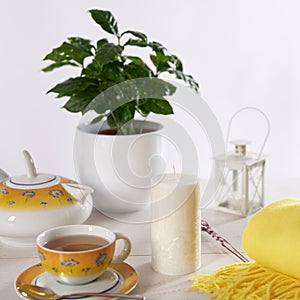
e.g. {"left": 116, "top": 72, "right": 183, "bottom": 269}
{"left": 111, "top": 232, "right": 132, "bottom": 264}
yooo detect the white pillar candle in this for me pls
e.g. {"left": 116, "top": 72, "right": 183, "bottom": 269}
{"left": 151, "top": 173, "right": 201, "bottom": 275}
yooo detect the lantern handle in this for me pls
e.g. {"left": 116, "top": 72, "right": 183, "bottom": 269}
{"left": 225, "top": 107, "right": 270, "bottom": 159}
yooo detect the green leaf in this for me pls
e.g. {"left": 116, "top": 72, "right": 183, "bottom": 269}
{"left": 85, "top": 78, "right": 176, "bottom": 117}
{"left": 119, "top": 29, "right": 148, "bottom": 49}
{"left": 89, "top": 9, "right": 119, "bottom": 36}
{"left": 95, "top": 43, "right": 122, "bottom": 66}
{"left": 82, "top": 43, "right": 123, "bottom": 80}
{"left": 82, "top": 60, "right": 102, "bottom": 79}
{"left": 126, "top": 56, "right": 154, "bottom": 77}
{"left": 126, "top": 56, "right": 145, "bottom": 64}
{"left": 169, "top": 54, "right": 183, "bottom": 72}
{"left": 150, "top": 52, "right": 170, "bottom": 73}
{"left": 85, "top": 84, "right": 119, "bottom": 115}
{"left": 138, "top": 98, "right": 173, "bottom": 115}
{"left": 148, "top": 41, "right": 166, "bottom": 54}
{"left": 124, "top": 39, "right": 148, "bottom": 47}
{"left": 43, "top": 37, "right": 93, "bottom": 67}
{"left": 99, "top": 80, "right": 119, "bottom": 92}
{"left": 42, "top": 61, "right": 79, "bottom": 72}
{"left": 125, "top": 61, "right": 153, "bottom": 79}
{"left": 150, "top": 52, "right": 183, "bottom": 74}
{"left": 91, "top": 114, "right": 107, "bottom": 124}
{"left": 136, "top": 78, "right": 176, "bottom": 98}
{"left": 62, "top": 85, "right": 100, "bottom": 113}
{"left": 121, "top": 30, "right": 148, "bottom": 42}
{"left": 47, "top": 77, "right": 98, "bottom": 97}
{"left": 96, "top": 38, "right": 109, "bottom": 49}
{"left": 168, "top": 70, "right": 200, "bottom": 92}
{"left": 107, "top": 101, "right": 136, "bottom": 129}
{"left": 68, "top": 37, "right": 94, "bottom": 50}
{"left": 102, "top": 62, "right": 126, "bottom": 82}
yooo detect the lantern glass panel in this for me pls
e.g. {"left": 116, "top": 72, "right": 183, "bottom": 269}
{"left": 214, "top": 159, "right": 265, "bottom": 216}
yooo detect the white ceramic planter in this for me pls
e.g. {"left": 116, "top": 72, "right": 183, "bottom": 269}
{"left": 74, "top": 120, "right": 164, "bottom": 213}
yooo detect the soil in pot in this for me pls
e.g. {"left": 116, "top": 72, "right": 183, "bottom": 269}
{"left": 98, "top": 128, "right": 155, "bottom": 135}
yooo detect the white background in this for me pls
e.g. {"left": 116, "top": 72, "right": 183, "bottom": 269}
{"left": 1, "top": 0, "right": 299, "bottom": 190}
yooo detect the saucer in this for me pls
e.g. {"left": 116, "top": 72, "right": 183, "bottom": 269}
{"left": 15, "top": 262, "right": 138, "bottom": 299}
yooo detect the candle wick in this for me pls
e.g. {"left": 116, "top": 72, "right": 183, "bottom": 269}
{"left": 173, "top": 165, "right": 176, "bottom": 176}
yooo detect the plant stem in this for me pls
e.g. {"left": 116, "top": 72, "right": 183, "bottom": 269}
{"left": 139, "top": 118, "right": 147, "bottom": 134}
{"left": 110, "top": 111, "right": 125, "bottom": 135}
{"left": 128, "top": 120, "right": 135, "bottom": 134}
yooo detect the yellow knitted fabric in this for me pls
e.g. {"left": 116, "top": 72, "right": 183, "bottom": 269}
{"left": 191, "top": 262, "right": 300, "bottom": 300}
{"left": 191, "top": 198, "right": 300, "bottom": 299}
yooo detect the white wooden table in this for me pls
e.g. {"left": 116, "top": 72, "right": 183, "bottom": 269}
{"left": 1, "top": 177, "right": 299, "bottom": 299}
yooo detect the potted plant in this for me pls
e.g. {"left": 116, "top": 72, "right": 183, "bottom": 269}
{"left": 43, "top": 9, "right": 199, "bottom": 214}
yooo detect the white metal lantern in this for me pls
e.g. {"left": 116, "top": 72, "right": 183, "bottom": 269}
{"left": 213, "top": 108, "right": 270, "bottom": 217}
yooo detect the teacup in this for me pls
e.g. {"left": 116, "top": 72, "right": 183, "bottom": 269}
{"left": 36, "top": 224, "right": 131, "bottom": 285}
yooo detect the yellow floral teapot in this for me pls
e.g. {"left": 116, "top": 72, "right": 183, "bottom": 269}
{"left": 0, "top": 150, "right": 93, "bottom": 245}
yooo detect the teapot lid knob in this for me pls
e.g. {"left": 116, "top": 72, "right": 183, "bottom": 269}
{"left": 6, "top": 150, "right": 60, "bottom": 188}
{"left": 23, "top": 150, "right": 37, "bottom": 178}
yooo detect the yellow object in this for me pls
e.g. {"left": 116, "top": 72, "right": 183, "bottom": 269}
{"left": 191, "top": 198, "right": 300, "bottom": 299}
{"left": 243, "top": 198, "right": 300, "bottom": 279}
{"left": 0, "top": 178, "right": 77, "bottom": 210}
{"left": 37, "top": 242, "right": 115, "bottom": 278}
{"left": 15, "top": 262, "right": 139, "bottom": 297}
{"left": 191, "top": 262, "right": 300, "bottom": 300}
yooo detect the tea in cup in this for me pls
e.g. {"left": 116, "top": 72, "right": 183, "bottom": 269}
{"left": 36, "top": 225, "right": 131, "bottom": 285}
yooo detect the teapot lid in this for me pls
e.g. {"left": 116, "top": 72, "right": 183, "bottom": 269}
{"left": 8, "top": 174, "right": 61, "bottom": 188}
{"left": 5, "top": 150, "right": 61, "bottom": 189}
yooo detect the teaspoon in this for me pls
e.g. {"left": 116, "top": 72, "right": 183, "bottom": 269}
{"left": 17, "top": 284, "right": 146, "bottom": 300}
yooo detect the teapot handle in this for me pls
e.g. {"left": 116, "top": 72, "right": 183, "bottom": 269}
{"left": 0, "top": 168, "right": 9, "bottom": 182}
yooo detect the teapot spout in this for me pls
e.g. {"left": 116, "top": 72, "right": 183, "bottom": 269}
{"left": 62, "top": 183, "right": 94, "bottom": 203}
